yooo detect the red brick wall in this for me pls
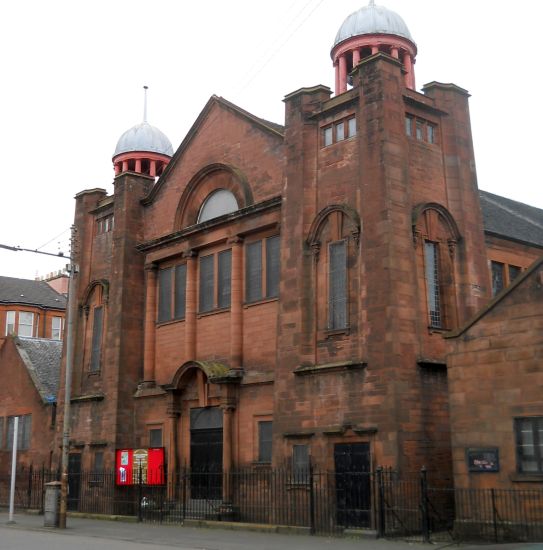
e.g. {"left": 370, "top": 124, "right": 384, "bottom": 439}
{"left": 447, "top": 259, "right": 543, "bottom": 488}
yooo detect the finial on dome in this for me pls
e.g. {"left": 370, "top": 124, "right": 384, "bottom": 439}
{"left": 143, "top": 85, "right": 148, "bottom": 123}
{"left": 368, "top": 0, "right": 375, "bottom": 6}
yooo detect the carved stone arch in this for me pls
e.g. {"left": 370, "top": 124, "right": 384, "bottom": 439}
{"left": 307, "top": 204, "right": 361, "bottom": 258}
{"left": 174, "top": 163, "right": 254, "bottom": 231}
{"left": 81, "top": 279, "right": 109, "bottom": 308}
{"left": 412, "top": 202, "right": 461, "bottom": 246}
{"left": 171, "top": 360, "right": 240, "bottom": 390}
{"left": 413, "top": 203, "right": 461, "bottom": 330}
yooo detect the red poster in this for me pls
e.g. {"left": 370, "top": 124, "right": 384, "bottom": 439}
{"left": 116, "top": 449, "right": 133, "bottom": 485}
{"left": 148, "top": 448, "right": 165, "bottom": 485}
{"left": 115, "top": 448, "right": 165, "bottom": 485}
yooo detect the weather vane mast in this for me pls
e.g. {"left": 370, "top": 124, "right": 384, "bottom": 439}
{"left": 143, "top": 85, "right": 148, "bottom": 123}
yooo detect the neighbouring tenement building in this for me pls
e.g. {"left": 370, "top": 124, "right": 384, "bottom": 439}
{"left": 54, "top": 1, "right": 543, "bottom": 499}
{"left": 0, "top": 276, "right": 65, "bottom": 472}
{"left": 0, "top": 276, "right": 67, "bottom": 343}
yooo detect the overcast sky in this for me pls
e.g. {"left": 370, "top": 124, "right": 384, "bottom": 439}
{"left": 1, "top": 0, "right": 541, "bottom": 280}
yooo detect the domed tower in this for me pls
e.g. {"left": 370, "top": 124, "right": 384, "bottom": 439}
{"left": 331, "top": 0, "right": 417, "bottom": 95}
{"left": 112, "top": 86, "right": 174, "bottom": 177}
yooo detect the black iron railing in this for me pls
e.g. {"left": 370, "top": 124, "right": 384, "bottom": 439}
{"left": 1, "top": 466, "right": 542, "bottom": 542}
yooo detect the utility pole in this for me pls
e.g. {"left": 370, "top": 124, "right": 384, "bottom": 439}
{"left": 58, "top": 226, "right": 78, "bottom": 529}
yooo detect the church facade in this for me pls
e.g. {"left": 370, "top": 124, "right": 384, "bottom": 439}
{"left": 55, "top": 2, "right": 543, "bottom": 492}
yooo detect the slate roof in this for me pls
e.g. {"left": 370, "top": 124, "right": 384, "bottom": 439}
{"left": 15, "top": 337, "right": 62, "bottom": 403}
{"left": 480, "top": 190, "right": 543, "bottom": 247}
{"left": 0, "top": 276, "right": 67, "bottom": 309}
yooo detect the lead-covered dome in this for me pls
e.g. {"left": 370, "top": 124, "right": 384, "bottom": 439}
{"left": 333, "top": 2, "right": 414, "bottom": 48}
{"left": 114, "top": 122, "right": 173, "bottom": 157}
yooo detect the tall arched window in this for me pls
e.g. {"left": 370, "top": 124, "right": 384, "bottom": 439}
{"left": 308, "top": 205, "right": 361, "bottom": 333}
{"left": 197, "top": 189, "right": 238, "bottom": 223}
{"left": 413, "top": 204, "right": 460, "bottom": 330}
{"left": 82, "top": 281, "right": 108, "bottom": 373}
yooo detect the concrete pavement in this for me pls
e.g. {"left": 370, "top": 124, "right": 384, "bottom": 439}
{"left": 1, "top": 512, "right": 542, "bottom": 550}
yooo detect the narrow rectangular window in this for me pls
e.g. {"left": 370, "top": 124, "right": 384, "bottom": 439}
{"left": 491, "top": 261, "right": 504, "bottom": 296}
{"left": 174, "top": 264, "right": 187, "bottom": 319}
{"left": 329, "top": 240, "right": 347, "bottom": 329}
{"left": 246, "top": 241, "right": 263, "bottom": 303}
{"left": 52, "top": 316, "right": 62, "bottom": 340}
{"left": 18, "top": 312, "right": 34, "bottom": 338}
{"left": 292, "top": 444, "right": 310, "bottom": 482}
{"left": 149, "top": 428, "right": 163, "bottom": 447}
{"left": 508, "top": 265, "right": 521, "bottom": 283}
{"left": 416, "top": 120, "right": 424, "bottom": 140}
{"left": 89, "top": 306, "right": 103, "bottom": 372}
{"left": 348, "top": 117, "right": 356, "bottom": 137}
{"left": 0, "top": 417, "right": 4, "bottom": 449}
{"left": 90, "top": 451, "right": 104, "bottom": 483}
{"left": 515, "top": 417, "right": 543, "bottom": 474}
{"left": 323, "top": 126, "right": 333, "bottom": 146}
{"left": 335, "top": 121, "right": 345, "bottom": 141}
{"left": 266, "top": 236, "right": 280, "bottom": 298}
{"left": 158, "top": 267, "right": 172, "bottom": 322}
{"left": 405, "top": 116, "right": 413, "bottom": 137}
{"left": 258, "top": 421, "right": 273, "bottom": 463}
{"left": 199, "top": 254, "right": 215, "bottom": 312}
{"left": 218, "top": 250, "right": 232, "bottom": 309}
{"left": 93, "top": 451, "right": 104, "bottom": 473}
{"left": 5, "top": 311, "right": 15, "bottom": 336}
{"left": 21, "top": 415, "right": 31, "bottom": 449}
{"left": 7, "top": 415, "right": 31, "bottom": 450}
{"left": 427, "top": 124, "right": 436, "bottom": 144}
{"left": 425, "top": 242, "right": 442, "bottom": 328}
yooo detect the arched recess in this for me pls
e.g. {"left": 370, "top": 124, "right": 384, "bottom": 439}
{"left": 412, "top": 202, "right": 461, "bottom": 243}
{"left": 174, "top": 163, "right": 254, "bottom": 230}
{"left": 412, "top": 202, "right": 462, "bottom": 330}
{"left": 306, "top": 204, "right": 361, "bottom": 342}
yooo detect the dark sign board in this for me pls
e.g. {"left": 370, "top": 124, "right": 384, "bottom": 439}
{"left": 466, "top": 448, "right": 499, "bottom": 472}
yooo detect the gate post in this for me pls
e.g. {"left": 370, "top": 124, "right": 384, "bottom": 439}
{"left": 137, "top": 466, "right": 143, "bottom": 522}
{"left": 182, "top": 468, "right": 187, "bottom": 520}
{"left": 376, "top": 467, "right": 385, "bottom": 538}
{"left": 491, "top": 488, "right": 498, "bottom": 543}
{"left": 420, "top": 466, "right": 430, "bottom": 543}
{"left": 27, "top": 465, "right": 33, "bottom": 508}
{"left": 309, "top": 462, "right": 316, "bottom": 535}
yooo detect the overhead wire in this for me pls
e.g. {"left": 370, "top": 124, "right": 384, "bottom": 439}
{"left": 235, "top": 0, "right": 328, "bottom": 96}
{"left": 36, "top": 227, "right": 71, "bottom": 252}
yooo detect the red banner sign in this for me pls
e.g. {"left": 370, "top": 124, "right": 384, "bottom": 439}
{"left": 115, "top": 448, "right": 165, "bottom": 485}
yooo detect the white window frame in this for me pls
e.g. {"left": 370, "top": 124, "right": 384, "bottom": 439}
{"left": 18, "top": 312, "right": 34, "bottom": 338}
{"left": 5, "top": 311, "right": 15, "bottom": 335}
{"left": 52, "top": 316, "right": 63, "bottom": 340}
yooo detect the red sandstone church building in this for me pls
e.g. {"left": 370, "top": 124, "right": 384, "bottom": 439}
{"left": 55, "top": 2, "right": 542, "bottom": 494}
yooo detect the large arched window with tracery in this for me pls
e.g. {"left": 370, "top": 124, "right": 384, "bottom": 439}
{"left": 197, "top": 189, "right": 239, "bottom": 223}
{"left": 413, "top": 204, "right": 461, "bottom": 330}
